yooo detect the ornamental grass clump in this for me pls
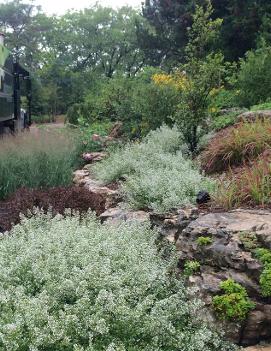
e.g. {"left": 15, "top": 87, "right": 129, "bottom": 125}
{"left": 201, "top": 119, "right": 271, "bottom": 174}
{"left": 215, "top": 152, "right": 271, "bottom": 209}
{"left": 94, "top": 125, "right": 213, "bottom": 212}
{"left": 0, "top": 211, "right": 235, "bottom": 351}
{"left": 0, "top": 129, "right": 80, "bottom": 199}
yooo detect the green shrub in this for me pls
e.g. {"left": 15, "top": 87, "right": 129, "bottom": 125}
{"left": 67, "top": 71, "right": 178, "bottom": 138}
{"left": 0, "top": 211, "right": 235, "bottom": 351}
{"left": 251, "top": 100, "right": 271, "bottom": 111}
{"left": 94, "top": 126, "right": 214, "bottom": 212}
{"left": 77, "top": 120, "right": 113, "bottom": 154}
{"left": 213, "top": 279, "right": 255, "bottom": 321}
{"left": 0, "top": 129, "right": 80, "bottom": 199}
{"left": 196, "top": 236, "right": 213, "bottom": 246}
{"left": 211, "top": 112, "right": 238, "bottom": 131}
{"left": 236, "top": 42, "right": 271, "bottom": 107}
{"left": 184, "top": 260, "right": 201, "bottom": 276}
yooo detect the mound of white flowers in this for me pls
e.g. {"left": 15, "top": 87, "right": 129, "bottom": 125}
{"left": 93, "top": 126, "right": 214, "bottom": 212}
{"left": 0, "top": 211, "right": 234, "bottom": 351}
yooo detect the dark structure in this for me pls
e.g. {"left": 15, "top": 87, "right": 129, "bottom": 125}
{"left": 0, "top": 33, "right": 31, "bottom": 133}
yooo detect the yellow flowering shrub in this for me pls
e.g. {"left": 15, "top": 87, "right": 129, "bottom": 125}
{"left": 152, "top": 72, "right": 189, "bottom": 91}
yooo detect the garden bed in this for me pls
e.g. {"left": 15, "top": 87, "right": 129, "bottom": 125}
{"left": 0, "top": 186, "right": 106, "bottom": 232}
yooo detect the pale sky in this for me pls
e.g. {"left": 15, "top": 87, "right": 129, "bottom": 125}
{"left": 35, "top": 0, "right": 142, "bottom": 14}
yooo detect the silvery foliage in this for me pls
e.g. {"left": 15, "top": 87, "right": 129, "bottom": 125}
{"left": 0, "top": 211, "right": 235, "bottom": 351}
{"left": 93, "top": 125, "right": 213, "bottom": 212}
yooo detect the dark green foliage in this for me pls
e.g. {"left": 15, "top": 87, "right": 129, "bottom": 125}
{"left": 142, "top": 0, "right": 271, "bottom": 63}
{"left": 213, "top": 279, "right": 255, "bottom": 321}
{"left": 67, "top": 72, "right": 178, "bottom": 138}
{"left": 236, "top": 43, "right": 271, "bottom": 107}
{"left": 211, "top": 112, "right": 238, "bottom": 131}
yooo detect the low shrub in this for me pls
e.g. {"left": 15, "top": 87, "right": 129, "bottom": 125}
{"left": 211, "top": 112, "right": 239, "bottom": 131}
{"left": 251, "top": 100, "right": 271, "bottom": 111}
{"left": 201, "top": 119, "right": 271, "bottom": 174}
{"left": 196, "top": 236, "right": 213, "bottom": 246}
{"left": 0, "top": 129, "right": 80, "bottom": 199}
{"left": 213, "top": 279, "right": 255, "bottom": 321}
{"left": 77, "top": 120, "right": 113, "bottom": 154}
{"left": 94, "top": 126, "right": 214, "bottom": 212}
{"left": 0, "top": 212, "right": 235, "bottom": 351}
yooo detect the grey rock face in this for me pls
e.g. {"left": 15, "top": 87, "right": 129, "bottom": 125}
{"left": 158, "top": 209, "right": 271, "bottom": 346}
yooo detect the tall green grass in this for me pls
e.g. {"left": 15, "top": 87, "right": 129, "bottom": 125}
{"left": 0, "top": 129, "right": 80, "bottom": 199}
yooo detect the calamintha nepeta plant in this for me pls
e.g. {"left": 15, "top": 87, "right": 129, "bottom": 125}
{"left": 93, "top": 125, "right": 214, "bottom": 213}
{"left": 0, "top": 211, "right": 236, "bottom": 351}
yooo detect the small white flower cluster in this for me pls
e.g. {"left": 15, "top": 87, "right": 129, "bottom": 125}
{"left": 93, "top": 125, "right": 214, "bottom": 212}
{"left": 0, "top": 211, "right": 235, "bottom": 350}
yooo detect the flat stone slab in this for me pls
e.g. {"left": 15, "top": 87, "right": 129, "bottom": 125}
{"left": 237, "top": 110, "right": 271, "bottom": 122}
{"left": 245, "top": 346, "right": 271, "bottom": 351}
{"left": 192, "top": 209, "right": 271, "bottom": 232}
{"left": 100, "top": 206, "right": 150, "bottom": 224}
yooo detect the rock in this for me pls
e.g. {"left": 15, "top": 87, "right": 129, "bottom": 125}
{"left": 196, "top": 190, "right": 211, "bottom": 204}
{"left": 100, "top": 206, "right": 149, "bottom": 224}
{"left": 245, "top": 346, "right": 271, "bottom": 351}
{"left": 73, "top": 169, "right": 90, "bottom": 185}
{"left": 73, "top": 169, "right": 120, "bottom": 209}
{"left": 237, "top": 110, "right": 271, "bottom": 123}
{"left": 169, "top": 209, "right": 271, "bottom": 346}
{"left": 82, "top": 152, "right": 107, "bottom": 163}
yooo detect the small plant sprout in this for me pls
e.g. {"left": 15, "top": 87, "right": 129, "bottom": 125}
{"left": 196, "top": 236, "right": 213, "bottom": 246}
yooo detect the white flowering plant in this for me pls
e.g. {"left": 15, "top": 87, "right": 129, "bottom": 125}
{"left": 93, "top": 125, "right": 214, "bottom": 212}
{"left": 0, "top": 211, "right": 235, "bottom": 351}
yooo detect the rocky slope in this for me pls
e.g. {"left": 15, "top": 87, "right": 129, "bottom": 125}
{"left": 73, "top": 163, "right": 271, "bottom": 346}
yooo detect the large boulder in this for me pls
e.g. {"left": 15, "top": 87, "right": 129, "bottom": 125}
{"left": 237, "top": 110, "right": 271, "bottom": 122}
{"left": 73, "top": 168, "right": 120, "bottom": 209}
{"left": 153, "top": 209, "right": 271, "bottom": 346}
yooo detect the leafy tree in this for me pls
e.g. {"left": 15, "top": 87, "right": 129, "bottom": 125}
{"left": 236, "top": 40, "right": 271, "bottom": 107}
{"left": 173, "top": 0, "right": 226, "bottom": 152}
{"left": 142, "top": 0, "right": 271, "bottom": 63}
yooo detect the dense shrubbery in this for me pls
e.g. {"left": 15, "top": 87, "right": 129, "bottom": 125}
{"left": 94, "top": 126, "right": 214, "bottom": 212}
{"left": 236, "top": 42, "right": 271, "bottom": 107}
{"left": 0, "top": 211, "right": 235, "bottom": 351}
{"left": 66, "top": 71, "right": 178, "bottom": 138}
{"left": 0, "top": 130, "right": 80, "bottom": 199}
